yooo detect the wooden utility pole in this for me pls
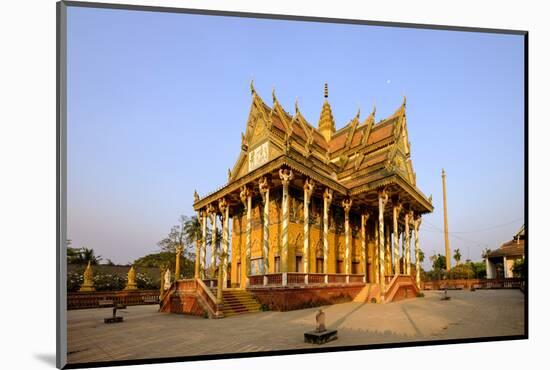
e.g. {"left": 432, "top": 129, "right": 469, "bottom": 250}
{"left": 442, "top": 169, "right": 451, "bottom": 271}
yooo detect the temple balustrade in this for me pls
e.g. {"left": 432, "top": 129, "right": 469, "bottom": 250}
{"left": 247, "top": 272, "right": 365, "bottom": 287}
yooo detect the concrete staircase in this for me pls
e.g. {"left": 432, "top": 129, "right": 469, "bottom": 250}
{"left": 212, "top": 289, "right": 262, "bottom": 317}
{"left": 384, "top": 275, "right": 420, "bottom": 303}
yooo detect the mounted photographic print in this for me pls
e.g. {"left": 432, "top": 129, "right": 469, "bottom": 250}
{"left": 57, "top": 1, "right": 527, "bottom": 368}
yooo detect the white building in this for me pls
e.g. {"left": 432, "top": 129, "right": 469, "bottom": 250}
{"left": 486, "top": 225, "right": 525, "bottom": 279}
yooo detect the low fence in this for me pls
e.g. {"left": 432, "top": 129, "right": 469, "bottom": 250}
{"left": 67, "top": 290, "right": 159, "bottom": 310}
{"left": 421, "top": 278, "right": 524, "bottom": 291}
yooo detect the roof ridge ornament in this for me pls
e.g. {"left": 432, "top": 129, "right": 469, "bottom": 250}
{"left": 250, "top": 79, "right": 256, "bottom": 95}
{"left": 324, "top": 82, "right": 329, "bottom": 99}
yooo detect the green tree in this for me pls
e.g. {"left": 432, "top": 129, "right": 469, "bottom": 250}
{"left": 431, "top": 253, "right": 446, "bottom": 270}
{"left": 81, "top": 247, "right": 102, "bottom": 265}
{"left": 133, "top": 251, "right": 194, "bottom": 278}
{"left": 183, "top": 215, "right": 203, "bottom": 259}
{"left": 418, "top": 249, "right": 425, "bottom": 263}
{"left": 158, "top": 215, "right": 187, "bottom": 253}
{"left": 512, "top": 258, "right": 526, "bottom": 279}
{"left": 67, "top": 245, "right": 102, "bottom": 265}
{"left": 469, "top": 261, "right": 487, "bottom": 279}
{"left": 453, "top": 248, "right": 461, "bottom": 265}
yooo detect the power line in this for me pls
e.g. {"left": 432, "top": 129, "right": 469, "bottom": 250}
{"left": 421, "top": 228, "right": 488, "bottom": 247}
{"left": 423, "top": 218, "right": 523, "bottom": 234}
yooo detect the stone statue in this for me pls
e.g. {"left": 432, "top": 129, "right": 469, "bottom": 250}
{"left": 163, "top": 268, "right": 172, "bottom": 291}
{"left": 315, "top": 309, "right": 326, "bottom": 332}
{"left": 79, "top": 261, "right": 95, "bottom": 292}
{"left": 194, "top": 190, "right": 200, "bottom": 203}
{"left": 124, "top": 265, "right": 138, "bottom": 291}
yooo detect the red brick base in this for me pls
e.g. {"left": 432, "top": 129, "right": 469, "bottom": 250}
{"left": 161, "top": 293, "right": 206, "bottom": 317}
{"left": 248, "top": 284, "right": 364, "bottom": 311}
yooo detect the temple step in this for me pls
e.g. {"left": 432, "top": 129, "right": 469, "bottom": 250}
{"left": 218, "top": 289, "right": 262, "bottom": 316}
{"left": 353, "top": 284, "right": 371, "bottom": 302}
{"left": 353, "top": 283, "right": 382, "bottom": 303}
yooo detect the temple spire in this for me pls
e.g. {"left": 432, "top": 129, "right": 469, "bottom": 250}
{"left": 318, "top": 83, "right": 335, "bottom": 142}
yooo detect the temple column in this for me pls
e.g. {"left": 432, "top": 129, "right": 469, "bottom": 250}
{"left": 385, "top": 221, "right": 393, "bottom": 274}
{"left": 404, "top": 210, "right": 412, "bottom": 276}
{"left": 259, "top": 177, "right": 270, "bottom": 274}
{"left": 207, "top": 204, "right": 217, "bottom": 278}
{"left": 218, "top": 198, "right": 230, "bottom": 288}
{"left": 240, "top": 186, "right": 252, "bottom": 286}
{"left": 194, "top": 212, "right": 201, "bottom": 279}
{"left": 392, "top": 200, "right": 402, "bottom": 275}
{"left": 201, "top": 209, "right": 208, "bottom": 279}
{"left": 279, "top": 168, "right": 293, "bottom": 276}
{"left": 342, "top": 198, "right": 352, "bottom": 275}
{"left": 361, "top": 212, "right": 370, "bottom": 282}
{"left": 374, "top": 219, "right": 379, "bottom": 283}
{"left": 323, "top": 188, "right": 333, "bottom": 277}
{"left": 378, "top": 188, "right": 389, "bottom": 293}
{"left": 413, "top": 215, "right": 422, "bottom": 287}
{"left": 303, "top": 178, "right": 315, "bottom": 273}
{"left": 175, "top": 245, "right": 182, "bottom": 280}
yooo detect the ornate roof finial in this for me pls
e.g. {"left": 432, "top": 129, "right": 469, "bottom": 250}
{"left": 194, "top": 190, "right": 200, "bottom": 203}
{"left": 403, "top": 95, "right": 407, "bottom": 107}
{"left": 250, "top": 79, "right": 256, "bottom": 95}
{"left": 272, "top": 87, "right": 277, "bottom": 104}
{"left": 295, "top": 97, "right": 299, "bottom": 114}
{"left": 356, "top": 107, "right": 361, "bottom": 119}
{"left": 318, "top": 83, "right": 335, "bottom": 141}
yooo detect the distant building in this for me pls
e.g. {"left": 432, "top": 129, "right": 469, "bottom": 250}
{"left": 486, "top": 225, "right": 525, "bottom": 279}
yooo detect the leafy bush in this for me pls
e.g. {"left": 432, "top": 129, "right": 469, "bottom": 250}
{"left": 66, "top": 270, "right": 160, "bottom": 292}
{"left": 136, "top": 272, "right": 159, "bottom": 290}
{"left": 93, "top": 273, "right": 126, "bottom": 291}
{"left": 67, "top": 271, "right": 83, "bottom": 292}
{"left": 512, "top": 258, "right": 525, "bottom": 279}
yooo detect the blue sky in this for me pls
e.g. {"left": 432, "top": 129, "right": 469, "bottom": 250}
{"left": 67, "top": 6, "right": 524, "bottom": 267}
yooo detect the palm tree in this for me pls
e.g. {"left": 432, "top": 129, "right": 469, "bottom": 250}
{"left": 453, "top": 248, "right": 461, "bottom": 266}
{"left": 81, "top": 247, "right": 102, "bottom": 265}
{"left": 418, "top": 249, "right": 425, "bottom": 264}
{"left": 183, "top": 215, "right": 203, "bottom": 260}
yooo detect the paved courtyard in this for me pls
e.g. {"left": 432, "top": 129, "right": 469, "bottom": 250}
{"left": 67, "top": 289, "right": 525, "bottom": 364}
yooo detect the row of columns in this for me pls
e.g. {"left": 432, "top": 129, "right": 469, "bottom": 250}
{"left": 195, "top": 167, "right": 422, "bottom": 291}
{"left": 195, "top": 198, "right": 230, "bottom": 289}
{"left": 375, "top": 189, "right": 423, "bottom": 292}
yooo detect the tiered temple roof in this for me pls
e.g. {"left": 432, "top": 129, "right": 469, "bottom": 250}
{"left": 194, "top": 83, "right": 432, "bottom": 215}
